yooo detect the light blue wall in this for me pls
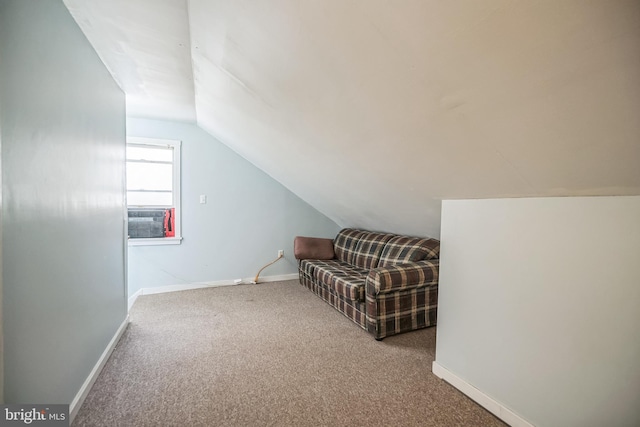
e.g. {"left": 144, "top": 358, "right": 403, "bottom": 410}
{"left": 1, "top": 0, "right": 127, "bottom": 403}
{"left": 436, "top": 196, "right": 640, "bottom": 427}
{"left": 127, "top": 118, "right": 340, "bottom": 295}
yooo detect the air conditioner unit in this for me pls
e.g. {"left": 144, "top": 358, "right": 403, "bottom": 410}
{"left": 128, "top": 208, "right": 174, "bottom": 238}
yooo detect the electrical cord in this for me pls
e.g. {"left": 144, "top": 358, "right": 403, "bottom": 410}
{"left": 250, "top": 253, "right": 284, "bottom": 284}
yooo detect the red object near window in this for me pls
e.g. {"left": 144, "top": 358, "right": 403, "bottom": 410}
{"left": 164, "top": 208, "right": 175, "bottom": 237}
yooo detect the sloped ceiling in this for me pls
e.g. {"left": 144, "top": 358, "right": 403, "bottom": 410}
{"left": 64, "top": 0, "right": 195, "bottom": 121}
{"left": 65, "top": 0, "right": 640, "bottom": 238}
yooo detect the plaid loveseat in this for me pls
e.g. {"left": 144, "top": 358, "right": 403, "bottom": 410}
{"left": 294, "top": 228, "right": 440, "bottom": 340}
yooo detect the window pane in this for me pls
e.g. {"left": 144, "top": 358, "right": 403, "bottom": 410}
{"left": 126, "top": 162, "right": 173, "bottom": 192}
{"left": 127, "top": 145, "right": 173, "bottom": 162}
{"left": 127, "top": 191, "right": 173, "bottom": 206}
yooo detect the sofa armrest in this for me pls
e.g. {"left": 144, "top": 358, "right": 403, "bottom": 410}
{"left": 366, "top": 260, "right": 439, "bottom": 294}
{"left": 294, "top": 236, "right": 335, "bottom": 260}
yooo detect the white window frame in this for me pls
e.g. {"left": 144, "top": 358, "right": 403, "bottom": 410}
{"left": 126, "top": 137, "right": 182, "bottom": 246}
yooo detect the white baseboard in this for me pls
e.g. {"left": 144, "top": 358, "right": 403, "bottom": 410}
{"left": 432, "top": 361, "right": 535, "bottom": 427}
{"left": 128, "top": 288, "right": 143, "bottom": 311}
{"left": 70, "top": 316, "right": 130, "bottom": 423}
{"left": 128, "top": 273, "right": 299, "bottom": 307}
{"left": 141, "top": 281, "right": 224, "bottom": 296}
{"left": 252, "top": 273, "right": 298, "bottom": 283}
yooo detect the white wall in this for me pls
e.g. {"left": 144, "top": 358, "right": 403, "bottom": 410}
{"left": 126, "top": 118, "right": 340, "bottom": 295}
{"left": 1, "top": 0, "right": 127, "bottom": 404}
{"left": 434, "top": 196, "right": 640, "bottom": 427}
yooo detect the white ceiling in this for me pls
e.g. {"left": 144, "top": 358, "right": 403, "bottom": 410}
{"left": 65, "top": 0, "right": 640, "bottom": 238}
{"left": 64, "top": 0, "right": 195, "bottom": 121}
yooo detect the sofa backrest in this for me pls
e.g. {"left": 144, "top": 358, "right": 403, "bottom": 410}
{"left": 334, "top": 228, "right": 394, "bottom": 269}
{"left": 377, "top": 236, "right": 440, "bottom": 267}
{"left": 334, "top": 229, "right": 366, "bottom": 265}
{"left": 335, "top": 228, "right": 441, "bottom": 269}
{"left": 353, "top": 232, "right": 395, "bottom": 269}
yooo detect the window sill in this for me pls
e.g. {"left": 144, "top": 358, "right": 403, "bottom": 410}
{"left": 128, "top": 237, "right": 182, "bottom": 247}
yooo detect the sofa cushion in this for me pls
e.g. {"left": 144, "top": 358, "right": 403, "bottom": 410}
{"left": 378, "top": 236, "right": 440, "bottom": 267}
{"left": 331, "top": 274, "right": 367, "bottom": 302}
{"left": 308, "top": 259, "right": 368, "bottom": 301}
{"left": 333, "top": 229, "right": 367, "bottom": 265}
{"left": 299, "top": 259, "right": 318, "bottom": 278}
{"left": 352, "top": 232, "right": 395, "bottom": 269}
{"left": 294, "top": 236, "right": 335, "bottom": 260}
{"left": 334, "top": 228, "right": 395, "bottom": 269}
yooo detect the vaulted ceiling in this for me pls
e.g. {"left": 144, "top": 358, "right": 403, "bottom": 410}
{"left": 64, "top": 0, "right": 640, "bottom": 238}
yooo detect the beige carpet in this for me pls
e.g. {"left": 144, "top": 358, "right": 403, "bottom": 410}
{"left": 73, "top": 280, "right": 506, "bottom": 427}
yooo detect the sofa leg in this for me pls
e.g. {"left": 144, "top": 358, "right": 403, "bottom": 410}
{"left": 375, "top": 337, "right": 384, "bottom": 341}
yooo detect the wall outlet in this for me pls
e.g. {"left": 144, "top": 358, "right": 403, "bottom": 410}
{"left": 278, "top": 249, "right": 284, "bottom": 257}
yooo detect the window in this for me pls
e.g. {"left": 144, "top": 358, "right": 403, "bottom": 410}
{"left": 126, "top": 137, "right": 181, "bottom": 246}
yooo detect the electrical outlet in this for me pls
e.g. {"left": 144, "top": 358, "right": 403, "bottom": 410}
{"left": 278, "top": 249, "right": 284, "bottom": 257}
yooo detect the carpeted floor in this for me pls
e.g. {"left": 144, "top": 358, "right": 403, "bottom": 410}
{"left": 73, "top": 280, "right": 506, "bottom": 427}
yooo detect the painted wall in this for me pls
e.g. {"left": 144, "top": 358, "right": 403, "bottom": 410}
{"left": 126, "top": 118, "right": 340, "bottom": 295}
{"left": 0, "top": 0, "right": 127, "bottom": 404}
{"left": 0, "top": 18, "right": 3, "bottom": 403}
{"left": 435, "top": 196, "right": 640, "bottom": 427}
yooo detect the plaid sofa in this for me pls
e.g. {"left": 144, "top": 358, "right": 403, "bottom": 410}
{"left": 295, "top": 228, "right": 439, "bottom": 340}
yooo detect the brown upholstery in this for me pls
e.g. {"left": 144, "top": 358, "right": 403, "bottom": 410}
{"left": 294, "top": 236, "right": 335, "bottom": 260}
